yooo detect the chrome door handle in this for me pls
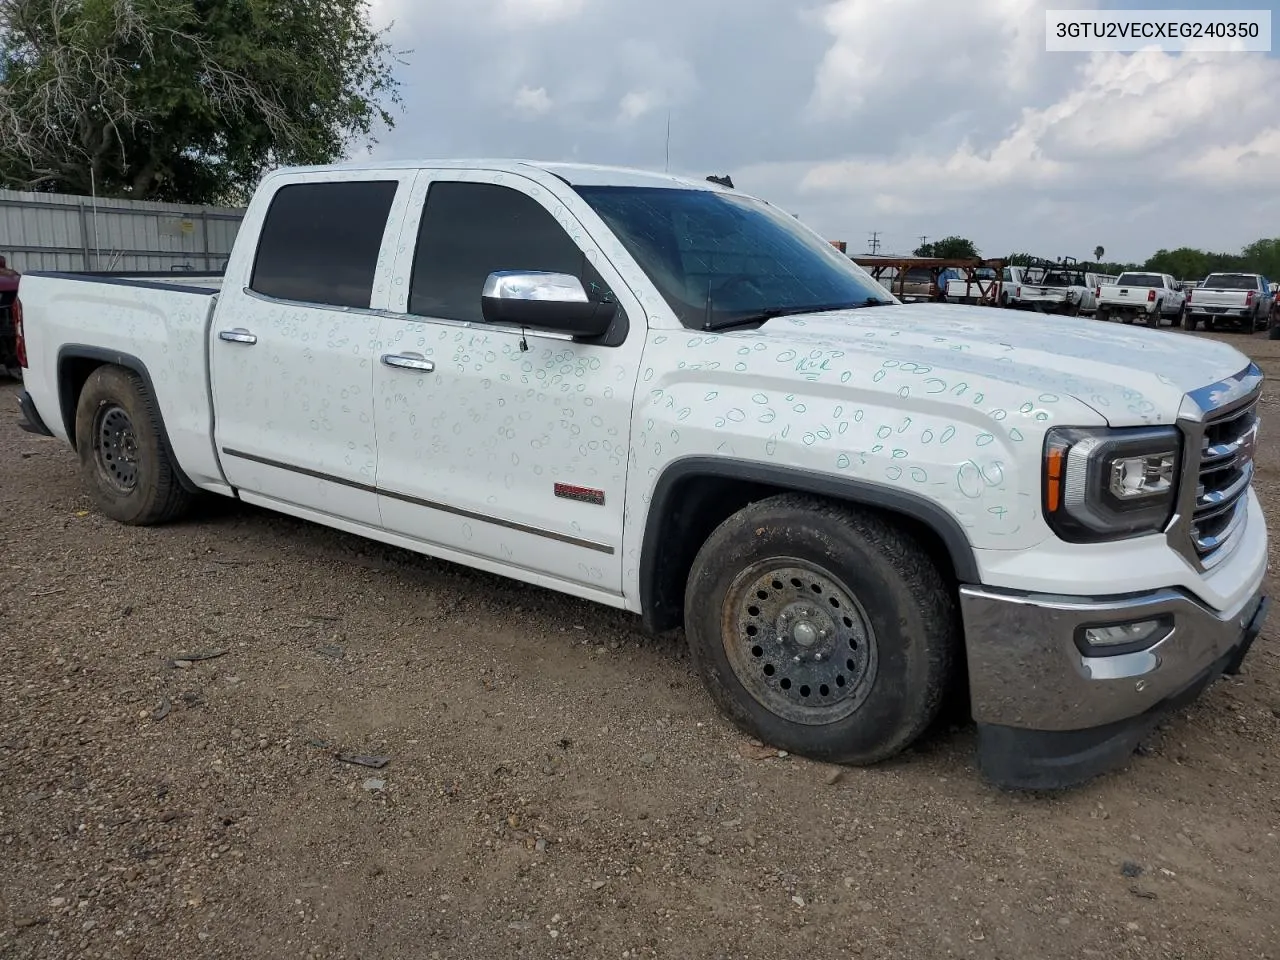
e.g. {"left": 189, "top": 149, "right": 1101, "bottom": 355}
{"left": 381, "top": 353, "right": 435, "bottom": 372}
{"left": 219, "top": 328, "right": 257, "bottom": 345}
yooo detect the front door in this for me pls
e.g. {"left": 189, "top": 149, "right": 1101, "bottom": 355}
{"left": 211, "top": 173, "right": 414, "bottom": 527}
{"left": 373, "top": 170, "right": 646, "bottom": 596}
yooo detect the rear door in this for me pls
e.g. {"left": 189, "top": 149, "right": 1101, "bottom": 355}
{"left": 210, "top": 172, "right": 415, "bottom": 527}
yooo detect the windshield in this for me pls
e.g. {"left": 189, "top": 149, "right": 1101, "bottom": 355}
{"left": 1117, "top": 273, "right": 1162, "bottom": 287}
{"left": 1202, "top": 274, "right": 1257, "bottom": 290}
{"left": 574, "top": 186, "right": 894, "bottom": 329}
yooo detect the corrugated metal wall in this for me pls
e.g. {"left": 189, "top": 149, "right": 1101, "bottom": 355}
{"left": 0, "top": 189, "right": 245, "bottom": 274}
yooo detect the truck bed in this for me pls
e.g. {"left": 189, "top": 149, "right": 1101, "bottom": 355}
{"left": 16, "top": 270, "right": 227, "bottom": 491}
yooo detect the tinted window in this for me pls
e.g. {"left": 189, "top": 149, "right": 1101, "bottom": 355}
{"left": 1116, "top": 273, "right": 1162, "bottom": 287}
{"left": 575, "top": 186, "right": 891, "bottom": 329}
{"left": 250, "top": 180, "right": 398, "bottom": 308}
{"left": 409, "top": 181, "right": 609, "bottom": 323}
{"left": 1202, "top": 274, "right": 1259, "bottom": 290}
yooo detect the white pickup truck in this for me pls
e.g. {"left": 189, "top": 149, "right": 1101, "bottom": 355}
{"left": 12, "top": 159, "right": 1269, "bottom": 790}
{"left": 1185, "top": 273, "right": 1275, "bottom": 333}
{"left": 1096, "top": 272, "right": 1187, "bottom": 327}
{"left": 1015, "top": 265, "right": 1094, "bottom": 315}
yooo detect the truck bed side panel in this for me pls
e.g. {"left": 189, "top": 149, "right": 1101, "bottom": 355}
{"left": 18, "top": 274, "right": 225, "bottom": 490}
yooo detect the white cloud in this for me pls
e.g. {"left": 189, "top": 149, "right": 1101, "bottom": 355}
{"left": 806, "top": 0, "right": 1086, "bottom": 119}
{"left": 512, "top": 85, "right": 554, "bottom": 115}
{"left": 619, "top": 90, "right": 659, "bottom": 123}
{"left": 496, "top": 0, "right": 587, "bottom": 24}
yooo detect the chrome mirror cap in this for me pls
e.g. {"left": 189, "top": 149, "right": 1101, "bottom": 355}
{"left": 482, "top": 271, "right": 589, "bottom": 303}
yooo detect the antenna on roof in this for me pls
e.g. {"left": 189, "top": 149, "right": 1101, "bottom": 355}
{"left": 665, "top": 112, "right": 671, "bottom": 173}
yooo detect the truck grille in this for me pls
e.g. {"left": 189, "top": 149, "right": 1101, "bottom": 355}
{"left": 1187, "top": 396, "right": 1258, "bottom": 568}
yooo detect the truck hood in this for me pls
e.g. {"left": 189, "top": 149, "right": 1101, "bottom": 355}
{"left": 756, "top": 303, "right": 1252, "bottom": 427}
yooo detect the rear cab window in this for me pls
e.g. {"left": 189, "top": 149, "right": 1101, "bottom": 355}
{"left": 1116, "top": 273, "right": 1162, "bottom": 287}
{"left": 1202, "top": 274, "right": 1260, "bottom": 291}
{"left": 250, "top": 180, "right": 399, "bottom": 308}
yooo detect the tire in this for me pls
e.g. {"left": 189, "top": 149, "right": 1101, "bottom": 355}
{"left": 1097, "top": 307, "right": 1110, "bottom": 323}
{"left": 1146, "top": 303, "right": 1161, "bottom": 328}
{"left": 1185, "top": 313, "right": 1199, "bottom": 332}
{"left": 74, "top": 365, "right": 194, "bottom": 525}
{"left": 1171, "top": 304, "right": 1185, "bottom": 329}
{"left": 683, "top": 494, "right": 956, "bottom": 765}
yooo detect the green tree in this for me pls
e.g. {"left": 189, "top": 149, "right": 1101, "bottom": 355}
{"left": 1240, "top": 238, "right": 1280, "bottom": 278}
{"left": 1144, "top": 247, "right": 1244, "bottom": 280}
{"left": 0, "top": 0, "right": 402, "bottom": 203}
{"left": 915, "top": 236, "right": 979, "bottom": 259}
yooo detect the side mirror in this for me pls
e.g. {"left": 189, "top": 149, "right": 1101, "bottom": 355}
{"left": 481, "top": 271, "right": 616, "bottom": 337}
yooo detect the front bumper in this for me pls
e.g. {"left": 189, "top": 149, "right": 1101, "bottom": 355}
{"left": 960, "top": 584, "right": 1268, "bottom": 789}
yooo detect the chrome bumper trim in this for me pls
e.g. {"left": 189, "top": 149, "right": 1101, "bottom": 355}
{"left": 960, "top": 583, "right": 1266, "bottom": 731}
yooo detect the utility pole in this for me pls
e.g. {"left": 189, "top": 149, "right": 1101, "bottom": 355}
{"left": 918, "top": 235, "right": 928, "bottom": 249}
{"left": 868, "top": 231, "right": 881, "bottom": 255}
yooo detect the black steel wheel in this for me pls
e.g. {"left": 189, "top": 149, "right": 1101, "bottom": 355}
{"left": 74, "top": 365, "right": 193, "bottom": 525}
{"left": 722, "top": 560, "right": 878, "bottom": 726}
{"left": 683, "top": 494, "right": 957, "bottom": 766}
{"left": 93, "top": 404, "right": 140, "bottom": 494}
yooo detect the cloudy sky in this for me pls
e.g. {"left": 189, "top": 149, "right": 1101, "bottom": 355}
{"left": 363, "top": 0, "right": 1279, "bottom": 263}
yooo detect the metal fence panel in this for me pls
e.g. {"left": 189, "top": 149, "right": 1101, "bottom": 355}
{"left": 0, "top": 189, "right": 245, "bottom": 274}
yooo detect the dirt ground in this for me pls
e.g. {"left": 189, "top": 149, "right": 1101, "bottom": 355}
{"left": 2, "top": 327, "right": 1279, "bottom": 960}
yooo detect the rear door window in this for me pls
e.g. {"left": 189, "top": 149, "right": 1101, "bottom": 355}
{"left": 250, "top": 180, "right": 399, "bottom": 309}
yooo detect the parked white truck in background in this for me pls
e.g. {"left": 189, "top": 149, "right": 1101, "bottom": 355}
{"left": 1185, "top": 273, "right": 1274, "bottom": 333}
{"left": 12, "top": 160, "right": 1269, "bottom": 790}
{"left": 1016, "top": 264, "right": 1095, "bottom": 315}
{"left": 1096, "top": 272, "right": 1187, "bottom": 327}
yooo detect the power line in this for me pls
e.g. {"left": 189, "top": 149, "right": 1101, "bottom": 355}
{"left": 868, "top": 231, "right": 881, "bottom": 255}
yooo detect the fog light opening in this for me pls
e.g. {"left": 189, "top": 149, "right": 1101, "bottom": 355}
{"left": 1075, "top": 615, "right": 1173, "bottom": 657}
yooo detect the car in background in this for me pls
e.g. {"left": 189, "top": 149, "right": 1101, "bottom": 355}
{"left": 1017, "top": 264, "right": 1094, "bottom": 315}
{"left": 1096, "top": 271, "right": 1186, "bottom": 327}
{"left": 1185, "top": 273, "right": 1274, "bottom": 333}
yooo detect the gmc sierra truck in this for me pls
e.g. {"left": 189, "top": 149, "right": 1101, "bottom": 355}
{"left": 1185, "top": 273, "right": 1274, "bottom": 333}
{"left": 13, "top": 160, "right": 1269, "bottom": 790}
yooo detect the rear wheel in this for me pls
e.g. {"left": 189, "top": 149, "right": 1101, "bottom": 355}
{"left": 1146, "top": 303, "right": 1162, "bottom": 328}
{"left": 74, "top": 365, "right": 194, "bottom": 525}
{"left": 1097, "top": 307, "right": 1110, "bottom": 323}
{"left": 683, "top": 495, "right": 956, "bottom": 765}
{"left": 1185, "top": 313, "right": 1199, "bottom": 332}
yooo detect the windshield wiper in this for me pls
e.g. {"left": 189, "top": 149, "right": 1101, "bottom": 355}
{"left": 704, "top": 298, "right": 892, "bottom": 332}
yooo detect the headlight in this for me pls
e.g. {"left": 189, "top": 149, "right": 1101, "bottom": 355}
{"left": 1043, "top": 426, "right": 1181, "bottom": 542}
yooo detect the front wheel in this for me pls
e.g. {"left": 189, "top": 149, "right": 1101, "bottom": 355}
{"left": 74, "top": 365, "right": 194, "bottom": 525}
{"left": 683, "top": 495, "right": 956, "bottom": 765}
{"left": 1171, "top": 304, "right": 1185, "bottom": 328}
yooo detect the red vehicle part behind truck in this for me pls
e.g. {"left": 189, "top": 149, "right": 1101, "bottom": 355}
{"left": 0, "top": 254, "right": 21, "bottom": 378}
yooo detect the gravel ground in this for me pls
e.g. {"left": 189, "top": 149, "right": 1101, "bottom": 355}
{"left": 2, "top": 328, "right": 1279, "bottom": 960}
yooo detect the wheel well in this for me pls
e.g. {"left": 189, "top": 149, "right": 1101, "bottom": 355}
{"left": 58, "top": 355, "right": 108, "bottom": 448}
{"left": 639, "top": 468, "right": 969, "bottom": 635}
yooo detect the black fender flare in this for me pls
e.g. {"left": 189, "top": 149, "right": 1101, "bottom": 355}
{"left": 638, "top": 456, "right": 980, "bottom": 632}
{"left": 56, "top": 344, "right": 200, "bottom": 493}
